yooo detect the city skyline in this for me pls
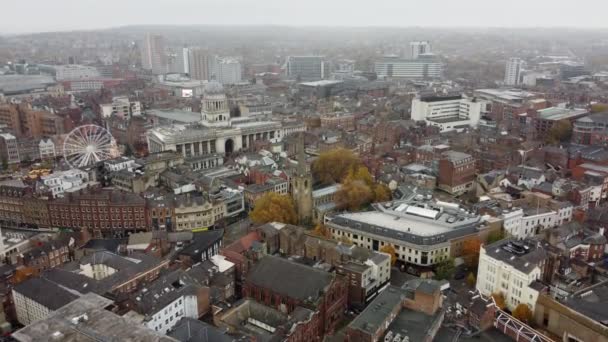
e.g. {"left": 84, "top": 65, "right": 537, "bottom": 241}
{"left": 3, "top": 0, "right": 608, "bottom": 34}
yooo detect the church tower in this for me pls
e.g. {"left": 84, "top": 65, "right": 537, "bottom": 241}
{"left": 291, "top": 132, "right": 313, "bottom": 225}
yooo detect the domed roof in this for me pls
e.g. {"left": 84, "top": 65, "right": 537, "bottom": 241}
{"left": 204, "top": 80, "right": 225, "bottom": 95}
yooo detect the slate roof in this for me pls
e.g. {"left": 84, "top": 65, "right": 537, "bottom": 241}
{"left": 13, "top": 277, "right": 78, "bottom": 310}
{"left": 563, "top": 281, "right": 608, "bottom": 325}
{"left": 81, "top": 238, "right": 126, "bottom": 252}
{"left": 349, "top": 286, "right": 404, "bottom": 334}
{"left": 245, "top": 255, "right": 334, "bottom": 303}
{"left": 42, "top": 251, "right": 166, "bottom": 295}
{"left": 13, "top": 293, "right": 177, "bottom": 342}
{"left": 132, "top": 270, "right": 198, "bottom": 317}
{"left": 168, "top": 318, "right": 237, "bottom": 342}
{"left": 179, "top": 229, "right": 224, "bottom": 261}
{"left": 484, "top": 239, "right": 547, "bottom": 274}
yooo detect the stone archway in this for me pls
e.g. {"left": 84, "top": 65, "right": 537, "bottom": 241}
{"left": 225, "top": 138, "right": 234, "bottom": 155}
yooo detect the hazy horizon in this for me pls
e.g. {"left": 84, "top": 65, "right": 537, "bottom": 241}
{"left": 3, "top": 0, "right": 608, "bottom": 34}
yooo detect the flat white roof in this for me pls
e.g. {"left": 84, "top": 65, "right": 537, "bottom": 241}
{"left": 299, "top": 80, "right": 343, "bottom": 87}
{"left": 339, "top": 211, "right": 454, "bottom": 237}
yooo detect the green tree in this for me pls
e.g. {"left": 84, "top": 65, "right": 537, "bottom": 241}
{"left": 435, "top": 256, "right": 455, "bottom": 280}
{"left": 466, "top": 272, "right": 477, "bottom": 287}
{"left": 1, "top": 158, "right": 7, "bottom": 170}
{"left": 124, "top": 144, "right": 134, "bottom": 156}
{"left": 546, "top": 120, "right": 572, "bottom": 144}
{"left": 487, "top": 230, "right": 506, "bottom": 244}
{"left": 250, "top": 193, "right": 297, "bottom": 225}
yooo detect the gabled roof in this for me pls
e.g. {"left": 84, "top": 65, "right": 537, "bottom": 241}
{"left": 13, "top": 277, "right": 78, "bottom": 310}
{"left": 246, "top": 255, "right": 334, "bottom": 303}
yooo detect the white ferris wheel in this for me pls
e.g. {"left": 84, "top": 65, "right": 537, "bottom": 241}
{"left": 63, "top": 125, "right": 115, "bottom": 168}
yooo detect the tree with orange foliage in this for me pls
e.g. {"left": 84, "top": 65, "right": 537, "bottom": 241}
{"left": 312, "top": 148, "right": 363, "bottom": 185}
{"left": 373, "top": 183, "right": 392, "bottom": 202}
{"left": 250, "top": 193, "right": 297, "bottom": 225}
{"left": 512, "top": 304, "right": 533, "bottom": 323}
{"left": 462, "top": 238, "right": 482, "bottom": 269}
{"left": 311, "top": 224, "right": 331, "bottom": 239}
{"left": 380, "top": 245, "right": 398, "bottom": 265}
{"left": 336, "top": 179, "right": 374, "bottom": 211}
{"left": 492, "top": 292, "right": 506, "bottom": 310}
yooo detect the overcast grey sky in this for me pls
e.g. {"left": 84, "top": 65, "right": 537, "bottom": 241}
{"left": 3, "top": 0, "right": 608, "bottom": 33}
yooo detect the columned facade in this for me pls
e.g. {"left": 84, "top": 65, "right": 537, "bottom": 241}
{"left": 146, "top": 81, "right": 287, "bottom": 157}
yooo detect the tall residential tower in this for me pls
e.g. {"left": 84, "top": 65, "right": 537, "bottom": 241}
{"left": 141, "top": 34, "right": 168, "bottom": 75}
{"left": 504, "top": 57, "right": 525, "bottom": 86}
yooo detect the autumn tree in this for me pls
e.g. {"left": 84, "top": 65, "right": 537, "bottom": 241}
{"left": 312, "top": 148, "right": 363, "bottom": 185}
{"left": 311, "top": 223, "right": 331, "bottom": 239}
{"left": 250, "top": 193, "right": 297, "bottom": 225}
{"left": 380, "top": 245, "right": 397, "bottom": 265}
{"left": 373, "top": 183, "right": 392, "bottom": 202}
{"left": 462, "top": 238, "right": 482, "bottom": 269}
{"left": 591, "top": 103, "right": 608, "bottom": 113}
{"left": 546, "top": 120, "right": 572, "bottom": 144}
{"left": 512, "top": 304, "right": 533, "bottom": 323}
{"left": 492, "top": 292, "right": 506, "bottom": 310}
{"left": 466, "top": 272, "right": 477, "bottom": 287}
{"left": 336, "top": 179, "right": 373, "bottom": 211}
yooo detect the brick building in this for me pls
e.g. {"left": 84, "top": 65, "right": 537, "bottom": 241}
{"left": 346, "top": 280, "right": 445, "bottom": 342}
{"left": 48, "top": 189, "right": 147, "bottom": 237}
{"left": 320, "top": 113, "right": 356, "bottom": 131}
{"left": 438, "top": 151, "right": 476, "bottom": 195}
{"left": 243, "top": 255, "right": 347, "bottom": 338}
{"left": 0, "top": 103, "right": 64, "bottom": 139}
{"left": 0, "top": 179, "right": 29, "bottom": 224}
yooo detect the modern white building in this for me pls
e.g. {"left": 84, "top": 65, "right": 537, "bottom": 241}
{"left": 504, "top": 58, "right": 525, "bottom": 86}
{"left": 411, "top": 94, "right": 482, "bottom": 132}
{"left": 169, "top": 47, "right": 190, "bottom": 74}
{"left": 132, "top": 276, "right": 198, "bottom": 335}
{"left": 52, "top": 65, "right": 101, "bottom": 81}
{"left": 40, "top": 169, "right": 90, "bottom": 198}
{"left": 375, "top": 55, "right": 443, "bottom": 79}
{"left": 325, "top": 199, "right": 484, "bottom": 267}
{"left": 410, "top": 41, "right": 432, "bottom": 59}
{"left": 147, "top": 81, "right": 285, "bottom": 157}
{"left": 211, "top": 57, "right": 242, "bottom": 85}
{"left": 104, "top": 157, "right": 138, "bottom": 172}
{"left": 476, "top": 239, "right": 546, "bottom": 311}
{"left": 100, "top": 97, "right": 142, "bottom": 119}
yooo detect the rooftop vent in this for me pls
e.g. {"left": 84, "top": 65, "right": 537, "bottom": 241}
{"left": 71, "top": 314, "right": 88, "bottom": 325}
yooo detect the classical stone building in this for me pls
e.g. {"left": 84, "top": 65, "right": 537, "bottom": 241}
{"left": 147, "top": 81, "right": 288, "bottom": 157}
